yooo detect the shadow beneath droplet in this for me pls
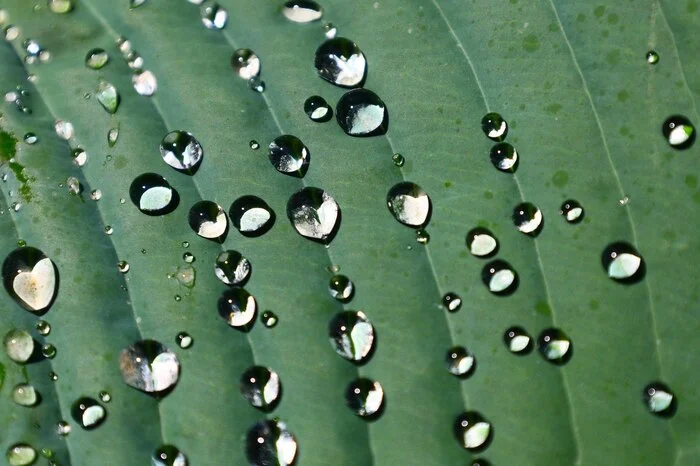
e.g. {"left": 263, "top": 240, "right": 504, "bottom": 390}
{"left": 26, "top": 338, "right": 46, "bottom": 364}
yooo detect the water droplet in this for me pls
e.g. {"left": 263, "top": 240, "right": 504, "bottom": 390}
{"left": 336, "top": 88, "right": 387, "bottom": 136}
{"left": 54, "top": 120, "right": 74, "bottom": 140}
{"left": 245, "top": 419, "right": 298, "bottom": 466}
{"left": 71, "top": 397, "right": 106, "bottom": 429}
{"left": 446, "top": 346, "right": 475, "bottom": 377}
{"left": 643, "top": 382, "right": 676, "bottom": 416}
{"left": 391, "top": 153, "right": 405, "bottom": 167}
{"left": 286, "top": 187, "right": 340, "bottom": 243}
{"left": 646, "top": 50, "right": 659, "bottom": 65}
{"left": 489, "top": 143, "right": 518, "bottom": 172}
{"left": 560, "top": 199, "right": 584, "bottom": 223}
{"left": 315, "top": 38, "right": 366, "bottom": 87}
{"left": 512, "top": 202, "right": 543, "bottom": 236}
{"left": 249, "top": 140, "right": 260, "bottom": 150}
{"left": 108, "top": 127, "right": 119, "bottom": 147}
{"left": 482, "top": 260, "right": 518, "bottom": 295}
{"left": 130, "top": 0, "right": 148, "bottom": 8}
{"left": 662, "top": 115, "right": 695, "bottom": 150}
{"left": 268, "top": 135, "right": 309, "bottom": 177}
{"left": 503, "top": 326, "right": 532, "bottom": 354}
{"left": 160, "top": 131, "right": 203, "bottom": 174}
{"left": 471, "top": 459, "right": 493, "bottom": 466}
{"left": 329, "top": 274, "right": 354, "bottom": 302}
{"left": 95, "top": 81, "right": 119, "bottom": 114}
{"left": 85, "top": 48, "right": 109, "bottom": 70}
{"left": 601, "top": 242, "right": 645, "bottom": 283}
{"left": 49, "top": 371, "right": 58, "bottom": 381}
{"left": 188, "top": 200, "right": 227, "bottom": 240}
{"left": 346, "top": 378, "right": 384, "bottom": 417}
{"left": 215, "top": 250, "right": 251, "bottom": 285}
{"left": 442, "top": 292, "right": 462, "bottom": 312}
{"left": 328, "top": 310, "right": 375, "bottom": 362}
{"left": 231, "top": 48, "right": 260, "bottom": 80}
{"left": 119, "top": 339, "right": 180, "bottom": 393}
{"left": 126, "top": 50, "right": 144, "bottom": 70}
{"left": 56, "top": 420, "right": 71, "bottom": 436}
{"left": 182, "top": 252, "right": 194, "bottom": 263}
{"left": 416, "top": 228, "right": 430, "bottom": 244}
{"left": 217, "top": 287, "right": 257, "bottom": 330}
{"left": 282, "top": 0, "right": 323, "bottom": 23}
{"left": 174, "top": 265, "right": 195, "bottom": 288}
{"left": 261, "top": 310, "right": 278, "bottom": 328}
{"left": 323, "top": 21, "right": 337, "bottom": 39}
{"left": 23, "top": 133, "right": 37, "bottom": 145}
{"left": 304, "top": 95, "right": 332, "bottom": 122}
{"left": 99, "top": 390, "right": 111, "bottom": 403}
{"left": 454, "top": 412, "right": 493, "bottom": 451}
{"left": 11, "top": 202, "right": 20, "bottom": 212}
{"left": 48, "top": 0, "right": 73, "bottom": 13}
{"left": 129, "top": 173, "right": 177, "bottom": 216}
{"left": 71, "top": 148, "right": 87, "bottom": 166}
{"left": 386, "top": 182, "right": 430, "bottom": 227}
{"left": 4, "top": 25, "right": 20, "bottom": 41}
{"left": 132, "top": 70, "right": 157, "bottom": 96}
{"left": 240, "top": 365, "right": 281, "bottom": 410}
{"left": 182, "top": 241, "right": 190, "bottom": 248}
{"left": 481, "top": 112, "right": 508, "bottom": 141}
{"left": 90, "top": 189, "right": 102, "bottom": 201}
{"left": 200, "top": 1, "right": 228, "bottom": 29}
{"left": 465, "top": 227, "right": 498, "bottom": 258}
{"left": 6, "top": 443, "right": 36, "bottom": 466}
{"left": 537, "top": 328, "right": 572, "bottom": 365}
{"left": 41, "top": 343, "right": 56, "bottom": 359}
{"left": 117, "top": 260, "right": 130, "bottom": 273}
{"left": 66, "top": 176, "right": 82, "bottom": 195}
{"left": 228, "top": 195, "right": 275, "bottom": 237}
{"left": 2, "top": 247, "right": 57, "bottom": 313}
{"left": 176, "top": 332, "right": 193, "bottom": 349}
{"left": 248, "top": 76, "right": 265, "bottom": 93}
{"left": 12, "top": 383, "right": 38, "bottom": 406}
{"left": 104, "top": 225, "right": 113, "bottom": 235}
{"left": 35, "top": 319, "right": 50, "bottom": 336}
{"left": 152, "top": 445, "right": 188, "bottom": 466}
{"left": 23, "top": 39, "right": 41, "bottom": 56}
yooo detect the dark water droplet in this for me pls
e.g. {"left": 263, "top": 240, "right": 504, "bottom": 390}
{"left": 35, "top": 320, "right": 51, "bottom": 336}
{"left": 152, "top": 445, "right": 188, "bottom": 466}
{"left": 471, "top": 459, "right": 493, "bottom": 466}
{"left": 512, "top": 202, "right": 543, "bottom": 236}
{"left": 286, "top": 187, "right": 340, "bottom": 243}
{"left": 336, "top": 89, "right": 387, "bottom": 136}
{"left": 445, "top": 346, "right": 475, "bottom": 377}
{"left": 240, "top": 365, "right": 281, "bottom": 410}
{"left": 560, "top": 199, "right": 584, "bottom": 223}
{"left": 466, "top": 227, "right": 498, "bottom": 258}
{"left": 304, "top": 95, "right": 332, "bottom": 122}
{"left": 646, "top": 50, "right": 659, "bottom": 64}
{"left": 200, "top": 1, "right": 228, "bottom": 29}
{"left": 229, "top": 195, "right": 275, "bottom": 237}
{"left": 503, "top": 326, "right": 532, "bottom": 354}
{"left": 489, "top": 143, "right": 518, "bottom": 173}
{"left": 346, "top": 378, "right": 384, "bottom": 417}
{"left": 283, "top": 0, "right": 323, "bottom": 23}
{"left": 249, "top": 140, "right": 260, "bottom": 150}
{"left": 215, "top": 250, "right": 251, "bottom": 285}
{"left": 119, "top": 339, "right": 180, "bottom": 393}
{"left": 482, "top": 260, "right": 518, "bottom": 296}
{"left": 71, "top": 397, "right": 106, "bottom": 429}
{"left": 176, "top": 332, "right": 193, "bottom": 349}
{"left": 601, "top": 242, "right": 645, "bottom": 283}
{"left": 315, "top": 37, "right": 366, "bottom": 87}
{"left": 245, "top": 419, "right": 298, "bottom": 466}
{"left": 160, "top": 131, "right": 203, "bottom": 174}
{"left": 41, "top": 343, "right": 56, "bottom": 359}
{"left": 217, "top": 287, "right": 256, "bottom": 330}
{"left": 662, "top": 115, "right": 695, "bottom": 150}
{"left": 441, "top": 292, "right": 462, "bottom": 312}
{"left": 248, "top": 76, "right": 265, "bottom": 93}
{"left": 537, "top": 328, "right": 572, "bottom": 365}
{"left": 643, "top": 382, "right": 676, "bottom": 417}
{"left": 2, "top": 247, "right": 57, "bottom": 313}
{"left": 392, "top": 153, "right": 405, "bottom": 167}
{"left": 329, "top": 311, "right": 375, "bottom": 362}
{"left": 386, "top": 182, "right": 430, "bottom": 227}
{"left": 481, "top": 112, "right": 508, "bottom": 141}
{"left": 268, "top": 135, "right": 309, "bottom": 177}
{"left": 415, "top": 228, "right": 430, "bottom": 244}
{"left": 329, "top": 274, "right": 354, "bottom": 302}
{"left": 188, "top": 201, "right": 228, "bottom": 240}
{"left": 454, "top": 411, "right": 493, "bottom": 451}
{"left": 231, "top": 48, "right": 260, "bottom": 80}
{"left": 261, "top": 310, "right": 278, "bottom": 328}
{"left": 129, "top": 173, "right": 177, "bottom": 216}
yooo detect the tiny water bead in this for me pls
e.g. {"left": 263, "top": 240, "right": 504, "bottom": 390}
{"left": 215, "top": 250, "right": 251, "bottom": 286}
{"left": 248, "top": 76, "right": 265, "bottom": 93}
{"left": 482, "top": 260, "right": 518, "bottom": 295}
{"left": 446, "top": 346, "right": 476, "bottom": 377}
{"left": 54, "top": 120, "right": 74, "bottom": 140}
{"left": 6, "top": 444, "right": 36, "bottom": 466}
{"left": 416, "top": 229, "right": 430, "bottom": 244}
{"left": 329, "top": 274, "right": 354, "bottom": 302}
{"left": 646, "top": 50, "right": 659, "bottom": 64}
{"left": 41, "top": 343, "right": 56, "bottom": 359}
{"left": 56, "top": 420, "right": 71, "bottom": 436}
{"left": 12, "top": 383, "right": 38, "bottom": 407}
{"left": 108, "top": 127, "right": 119, "bottom": 147}
{"left": 240, "top": 365, "right": 281, "bottom": 410}
{"left": 323, "top": 21, "right": 337, "bottom": 39}
{"left": 129, "top": 173, "right": 177, "bottom": 216}
{"left": 391, "top": 153, "right": 405, "bottom": 167}
{"left": 117, "top": 260, "right": 130, "bottom": 273}
{"left": 560, "top": 199, "right": 584, "bottom": 224}
{"left": 2, "top": 247, "right": 57, "bottom": 313}
{"left": 283, "top": 0, "right": 323, "bottom": 22}
{"left": 71, "top": 397, "right": 106, "bottom": 429}
{"left": 512, "top": 202, "right": 543, "bottom": 236}
{"left": 481, "top": 112, "right": 508, "bottom": 141}
{"left": 49, "top": 371, "right": 59, "bottom": 381}
{"left": 454, "top": 412, "right": 493, "bottom": 451}
{"left": 441, "top": 292, "right": 462, "bottom": 312}
{"left": 182, "top": 252, "right": 194, "bottom": 263}
{"left": 662, "top": 115, "right": 695, "bottom": 150}
{"left": 126, "top": 51, "right": 143, "bottom": 70}
{"left": 245, "top": 419, "right": 298, "bottom": 466}
{"left": 643, "top": 382, "right": 676, "bottom": 416}
{"left": 99, "top": 391, "right": 111, "bottom": 403}
{"left": 85, "top": 48, "right": 109, "bottom": 69}
{"left": 249, "top": 140, "right": 260, "bottom": 150}
{"left": 268, "top": 134, "right": 309, "bottom": 177}
{"left": 96, "top": 81, "right": 119, "bottom": 114}
{"left": 176, "top": 332, "right": 193, "bottom": 349}
{"left": 188, "top": 201, "right": 228, "bottom": 240}
{"left": 304, "top": 95, "right": 333, "bottom": 122}
{"left": 217, "top": 287, "right": 257, "bottom": 330}
{"left": 261, "top": 310, "right": 278, "bottom": 328}
{"left": 286, "top": 187, "right": 340, "bottom": 243}
{"left": 231, "top": 48, "right": 260, "bottom": 80}
{"left": 503, "top": 326, "right": 532, "bottom": 354}
{"left": 200, "top": 1, "right": 228, "bottom": 29}
{"left": 336, "top": 88, "right": 388, "bottom": 136}
{"left": 315, "top": 37, "right": 366, "bottom": 88}
{"left": 152, "top": 445, "right": 188, "bottom": 466}
{"left": 466, "top": 227, "right": 498, "bottom": 258}
{"left": 537, "top": 328, "right": 573, "bottom": 365}
{"left": 328, "top": 310, "right": 375, "bottom": 362}
{"left": 23, "top": 133, "right": 38, "bottom": 144}
{"left": 346, "top": 378, "right": 384, "bottom": 418}
{"left": 229, "top": 195, "right": 275, "bottom": 237}
{"left": 386, "top": 182, "right": 431, "bottom": 227}
{"left": 489, "top": 143, "right": 519, "bottom": 173}
{"left": 601, "top": 242, "right": 645, "bottom": 283}
{"left": 104, "top": 225, "right": 114, "bottom": 235}
{"left": 160, "top": 130, "right": 203, "bottom": 174}
{"left": 132, "top": 69, "right": 157, "bottom": 96}
{"left": 119, "top": 339, "right": 180, "bottom": 393}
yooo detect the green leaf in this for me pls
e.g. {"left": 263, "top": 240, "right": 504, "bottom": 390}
{"left": 0, "top": 0, "right": 698, "bottom": 465}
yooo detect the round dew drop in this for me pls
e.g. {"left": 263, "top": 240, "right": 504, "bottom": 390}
{"left": 129, "top": 173, "right": 176, "bottom": 216}
{"left": 245, "top": 419, "right": 298, "bottom": 466}
{"left": 512, "top": 202, "right": 543, "bottom": 236}
{"left": 336, "top": 88, "right": 388, "bottom": 136}
{"left": 662, "top": 115, "right": 695, "bottom": 150}
{"left": 188, "top": 201, "right": 228, "bottom": 240}
{"left": 482, "top": 260, "right": 518, "bottom": 296}
{"left": 160, "top": 130, "right": 203, "bottom": 174}
{"left": 441, "top": 292, "right": 462, "bottom": 312}
{"left": 119, "top": 339, "right": 180, "bottom": 393}
{"left": 481, "top": 112, "right": 508, "bottom": 141}
{"left": 345, "top": 378, "right": 384, "bottom": 417}
{"left": 71, "top": 397, "right": 106, "bottom": 429}
{"left": 286, "top": 187, "right": 340, "bottom": 243}
{"left": 503, "top": 326, "right": 532, "bottom": 354}
{"left": 329, "top": 274, "right": 354, "bottom": 302}
{"left": 282, "top": 0, "right": 323, "bottom": 23}
{"left": 315, "top": 37, "right": 366, "bottom": 87}
{"left": 240, "top": 365, "right": 281, "bottom": 410}
{"left": 601, "top": 241, "right": 645, "bottom": 283}
{"left": 646, "top": 50, "right": 659, "bottom": 64}
{"left": 268, "top": 135, "right": 309, "bottom": 177}
{"left": 229, "top": 195, "right": 275, "bottom": 237}
{"left": 304, "top": 95, "right": 333, "bottom": 122}
{"left": 643, "top": 382, "right": 676, "bottom": 416}
{"left": 328, "top": 310, "right": 375, "bottom": 362}
{"left": 2, "top": 246, "right": 57, "bottom": 313}
{"left": 152, "top": 445, "right": 188, "bottom": 466}
{"left": 537, "top": 328, "right": 573, "bottom": 365}
{"left": 200, "top": 1, "right": 228, "bottom": 29}
{"left": 215, "top": 250, "right": 251, "bottom": 286}
{"left": 445, "top": 346, "right": 475, "bottom": 377}
{"left": 560, "top": 199, "right": 584, "bottom": 223}
{"left": 453, "top": 411, "right": 493, "bottom": 452}
{"left": 261, "top": 310, "right": 278, "bottom": 328}
{"left": 465, "top": 227, "right": 499, "bottom": 258}
{"left": 386, "top": 182, "right": 431, "bottom": 227}
{"left": 217, "top": 287, "right": 257, "bottom": 330}
{"left": 231, "top": 48, "right": 260, "bottom": 80}
{"left": 489, "top": 143, "right": 518, "bottom": 172}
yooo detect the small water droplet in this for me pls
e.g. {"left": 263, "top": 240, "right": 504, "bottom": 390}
{"left": 217, "top": 287, "right": 257, "bottom": 330}
{"left": 445, "top": 346, "right": 475, "bottom": 377}
{"left": 12, "top": 383, "right": 38, "bottom": 406}
{"left": 328, "top": 310, "right": 375, "bottom": 362}
{"left": 454, "top": 412, "right": 493, "bottom": 451}
{"left": 560, "top": 199, "right": 584, "bottom": 223}
{"left": 261, "top": 310, "right": 278, "bottom": 328}
{"left": 466, "top": 227, "right": 498, "bottom": 258}
{"left": 416, "top": 228, "right": 430, "bottom": 244}
{"left": 176, "top": 332, "right": 193, "bottom": 349}
{"left": 129, "top": 173, "right": 177, "bottom": 216}
{"left": 503, "top": 326, "right": 532, "bottom": 354}
{"left": 119, "top": 339, "right": 180, "bottom": 393}
{"left": 132, "top": 70, "right": 157, "bottom": 96}
{"left": 315, "top": 37, "right": 366, "bottom": 87}
{"left": 200, "top": 1, "right": 228, "bottom": 29}
{"left": 662, "top": 115, "right": 695, "bottom": 149}
{"left": 229, "top": 195, "right": 275, "bottom": 237}
{"left": 481, "top": 112, "right": 508, "bottom": 141}
{"left": 646, "top": 50, "right": 659, "bottom": 65}
{"left": 99, "top": 390, "right": 111, "bottom": 403}
{"left": 85, "top": 48, "right": 109, "bottom": 69}
{"left": 96, "top": 81, "right": 120, "bottom": 114}
{"left": 601, "top": 242, "right": 645, "bottom": 283}
{"left": 71, "top": 397, "right": 106, "bottom": 429}
{"left": 249, "top": 140, "right": 260, "bottom": 150}
{"left": 618, "top": 196, "right": 630, "bottom": 206}
{"left": 23, "top": 39, "right": 41, "bottom": 57}
{"left": 130, "top": 0, "right": 148, "bottom": 8}
{"left": 49, "top": 371, "right": 58, "bottom": 381}
{"left": 104, "top": 225, "right": 113, "bottom": 235}
{"left": 182, "top": 241, "right": 190, "bottom": 248}
{"left": 54, "top": 120, "right": 74, "bottom": 140}
{"left": 117, "top": 260, "right": 130, "bottom": 273}
{"left": 4, "top": 25, "right": 20, "bottom": 41}
{"left": 174, "top": 294, "right": 182, "bottom": 302}
{"left": 643, "top": 382, "right": 676, "bottom": 416}
{"left": 48, "top": 0, "right": 73, "bottom": 13}
{"left": 283, "top": 0, "right": 323, "bottom": 23}
{"left": 126, "top": 50, "right": 144, "bottom": 70}
{"left": 173, "top": 265, "right": 195, "bottom": 288}
{"left": 240, "top": 365, "right": 281, "bottom": 410}
{"left": 512, "top": 202, "right": 543, "bottom": 236}
{"left": 231, "top": 48, "right": 260, "bottom": 80}
{"left": 386, "top": 181, "right": 431, "bottom": 227}
{"left": 90, "top": 189, "right": 102, "bottom": 201}
{"left": 336, "top": 88, "right": 387, "bottom": 136}
{"left": 188, "top": 200, "right": 227, "bottom": 240}
{"left": 35, "top": 319, "right": 51, "bottom": 336}
{"left": 329, "top": 274, "right": 354, "bottom": 302}
{"left": 346, "top": 378, "right": 384, "bottom": 417}
{"left": 482, "top": 260, "right": 518, "bottom": 295}
{"left": 537, "top": 328, "right": 572, "bottom": 365}
{"left": 442, "top": 292, "right": 462, "bottom": 312}
{"left": 56, "top": 420, "right": 71, "bottom": 436}
{"left": 152, "top": 445, "right": 188, "bottom": 466}
{"left": 182, "top": 252, "right": 194, "bottom": 263}
{"left": 489, "top": 143, "right": 518, "bottom": 172}
{"left": 286, "top": 187, "right": 340, "bottom": 243}
{"left": 23, "top": 133, "right": 38, "bottom": 145}
{"left": 66, "top": 176, "right": 81, "bottom": 195}
{"left": 6, "top": 443, "right": 37, "bottom": 466}
{"left": 215, "top": 250, "right": 251, "bottom": 285}
{"left": 71, "top": 148, "right": 87, "bottom": 166}
{"left": 304, "top": 95, "right": 332, "bottom": 122}
{"left": 2, "top": 247, "right": 57, "bottom": 313}
{"left": 323, "top": 21, "right": 337, "bottom": 39}
{"left": 391, "top": 153, "right": 405, "bottom": 167}
{"left": 248, "top": 76, "right": 266, "bottom": 93}
{"left": 268, "top": 135, "right": 309, "bottom": 176}
{"left": 11, "top": 202, "right": 21, "bottom": 212}
{"left": 41, "top": 343, "right": 56, "bottom": 359}
{"left": 246, "top": 419, "right": 298, "bottom": 466}
{"left": 160, "top": 130, "right": 203, "bottom": 174}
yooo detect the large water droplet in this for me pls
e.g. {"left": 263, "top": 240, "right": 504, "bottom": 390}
{"left": 662, "top": 115, "right": 695, "bottom": 150}
{"left": 132, "top": 70, "right": 157, "bottom": 96}
{"left": 336, "top": 88, "right": 387, "bottom": 136}
{"left": 71, "top": 397, "right": 106, "bottom": 429}
{"left": 119, "top": 339, "right": 180, "bottom": 393}
{"left": 217, "top": 287, "right": 256, "bottom": 330}
{"left": 503, "top": 326, "right": 532, "bottom": 354}
{"left": 188, "top": 201, "right": 228, "bottom": 240}
{"left": 512, "top": 202, "right": 543, "bottom": 236}
{"left": 160, "top": 131, "right": 203, "bottom": 174}
{"left": 12, "top": 383, "right": 38, "bottom": 407}
{"left": 240, "top": 366, "right": 281, "bottom": 410}
{"left": 454, "top": 412, "right": 492, "bottom": 451}
{"left": 329, "top": 274, "right": 354, "bottom": 302}
{"left": 386, "top": 182, "right": 430, "bottom": 227}
{"left": 346, "top": 378, "right": 384, "bottom": 418}
{"left": 537, "top": 328, "right": 572, "bottom": 365}
{"left": 54, "top": 120, "right": 74, "bottom": 140}
{"left": 3, "top": 332, "right": 34, "bottom": 365}
{"left": 466, "top": 227, "right": 498, "bottom": 258}
{"left": 2, "top": 247, "right": 57, "bottom": 313}
{"left": 231, "top": 48, "right": 260, "bottom": 80}
{"left": 441, "top": 292, "right": 462, "bottom": 312}
{"left": 560, "top": 199, "right": 584, "bottom": 224}
{"left": 304, "top": 95, "right": 332, "bottom": 122}
{"left": 489, "top": 143, "right": 518, "bottom": 172}
{"left": 96, "top": 81, "right": 119, "bottom": 114}
{"left": 643, "top": 382, "right": 676, "bottom": 416}
{"left": 601, "top": 242, "right": 645, "bottom": 283}
{"left": 282, "top": 0, "right": 323, "bottom": 23}
{"left": 215, "top": 250, "right": 251, "bottom": 285}
{"left": 130, "top": 173, "right": 177, "bottom": 216}
{"left": 229, "top": 195, "right": 275, "bottom": 237}
{"left": 286, "top": 187, "right": 340, "bottom": 243}
{"left": 482, "top": 260, "right": 518, "bottom": 295}
{"left": 152, "top": 445, "right": 188, "bottom": 466}
{"left": 245, "top": 419, "right": 298, "bottom": 466}
{"left": 315, "top": 38, "right": 366, "bottom": 87}
{"left": 646, "top": 50, "right": 659, "bottom": 65}
{"left": 6, "top": 444, "right": 36, "bottom": 466}
{"left": 446, "top": 346, "right": 475, "bottom": 377}
{"left": 200, "top": 1, "right": 228, "bottom": 29}
{"left": 328, "top": 310, "right": 375, "bottom": 362}
{"left": 481, "top": 112, "right": 508, "bottom": 141}
{"left": 268, "top": 135, "right": 309, "bottom": 177}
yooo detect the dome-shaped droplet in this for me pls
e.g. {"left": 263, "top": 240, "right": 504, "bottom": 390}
{"left": 57, "top": 420, "right": 72, "bottom": 436}
{"left": 217, "top": 287, "right": 257, "bottom": 330}
{"left": 71, "top": 397, "right": 106, "bottom": 429}
{"left": 2, "top": 247, "right": 57, "bottom": 313}
{"left": 441, "top": 292, "right": 462, "bottom": 312}
{"left": 245, "top": 419, "right": 298, "bottom": 466}
{"left": 160, "top": 131, "right": 203, "bottom": 174}
{"left": 386, "top": 182, "right": 430, "bottom": 228}
{"left": 503, "top": 326, "right": 532, "bottom": 354}
{"left": 466, "top": 227, "right": 498, "bottom": 258}
{"left": 3, "top": 329, "right": 34, "bottom": 363}
{"left": 49, "top": 0, "right": 73, "bottom": 13}
{"left": 231, "top": 48, "right": 260, "bottom": 80}
{"left": 646, "top": 50, "right": 659, "bottom": 65}
{"left": 188, "top": 201, "right": 227, "bottom": 240}
{"left": 249, "top": 140, "right": 260, "bottom": 150}
{"left": 36, "top": 319, "right": 51, "bottom": 335}
{"left": 323, "top": 21, "right": 337, "bottom": 39}
{"left": 559, "top": 199, "right": 584, "bottom": 223}
{"left": 662, "top": 115, "right": 695, "bottom": 150}
{"left": 346, "top": 378, "right": 384, "bottom": 417}
{"left": 4, "top": 25, "right": 21, "bottom": 41}
{"left": 215, "top": 250, "right": 251, "bottom": 285}
{"left": 471, "top": 460, "right": 493, "bottom": 466}
{"left": 6, "top": 443, "right": 36, "bottom": 466}
{"left": 228, "top": 195, "right": 275, "bottom": 237}
{"left": 282, "top": 0, "right": 323, "bottom": 23}
{"left": 152, "top": 445, "right": 188, "bottom": 466}
{"left": 537, "top": 328, "right": 572, "bottom": 365}
{"left": 329, "top": 274, "right": 354, "bottom": 302}
{"left": 482, "top": 260, "right": 518, "bottom": 295}
{"left": 336, "top": 88, "right": 387, "bottom": 136}
{"left": 392, "top": 153, "right": 405, "bottom": 167}
{"left": 96, "top": 81, "right": 119, "bottom": 114}
{"left": 175, "top": 332, "right": 193, "bottom": 349}
{"left": 200, "top": 1, "right": 228, "bottom": 29}
{"left": 11, "top": 383, "right": 38, "bottom": 407}
{"left": 454, "top": 412, "right": 493, "bottom": 451}
{"left": 240, "top": 365, "right": 281, "bottom": 410}
{"left": 489, "top": 143, "right": 518, "bottom": 172}
{"left": 54, "top": 120, "right": 73, "bottom": 140}
{"left": 126, "top": 50, "right": 143, "bottom": 70}
{"left": 481, "top": 113, "right": 508, "bottom": 141}
{"left": 132, "top": 70, "right": 157, "bottom": 96}
{"left": 23, "top": 133, "right": 38, "bottom": 145}
{"left": 601, "top": 242, "right": 645, "bottom": 283}
{"left": 99, "top": 391, "right": 111, "bottom": 403}
{"left": 72, "top": 147, "right": 87, "bottom": 166}
{"left": 129, "top": 173, "right": 176, "bottom": 216}
{"left": 328, "top": 310, "right": 375, "bottom": 362}
{"left": 23, "top": 39, "right": 41, "bottom": 57}
{"left": 445, "top": 346, "right": 475, "bottom": 377}
{"left": 304, "top": 95, "right": 332, "bottom": 122}
{"left": 41, "top": 343, "right": 56, "bottom": 359}
{"left": 512, "top": 202, "right": 543, "bottom": 236}
{"left": 315, "top": 37, "right": 366, "bottom": 87}
{"left": 119, "top": 339, "right": 180, "bottom": 393}
{"left": 286, "top": 187, "right": 340, "bottom": 243}
{"left": 268, "top": 135, "right": 309, "bottom": 177}
{"left": 261, "top": 310, "right": 278, "bottom": 328}
{"left": 643, "top": 382, "right": 676, "bottom": 416}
